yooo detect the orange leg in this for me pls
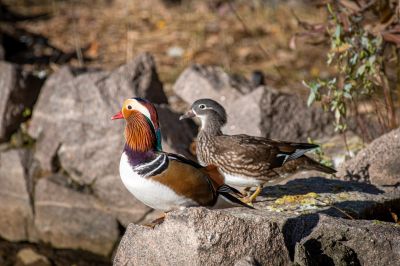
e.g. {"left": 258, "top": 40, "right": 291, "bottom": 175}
{"left": 242, "top": 185, "right": 263, "bottom": 205}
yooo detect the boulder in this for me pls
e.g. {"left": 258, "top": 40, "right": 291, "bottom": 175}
{"left": 0, "top": 149, "right": 33, "bottom": 241}
{"left": 92, "top": 174, "right": 152, "bottom": 227}
{"left": 259, "top": 88, "right": 334, "bottom": 141}
{"left": 155, "top": 104, "right": 198, "bottom": 158}
{"left": 173, "top": 64, "right": 333, "bottom": 140}
{"left": 173, "top": 64, "right": 248, "bottom": 106}
{"left": 0, "top": 61, "right": 44, "bottom": 142}
{"left": 114, "top": 172, "right": 400, "bottom": 265}
{"left": 28, "top": 53, "right": 167, "bottom": 184}
{"left": 294, "top": 215, "right": 400, "bottom": 266}
{"left": 337, "top": 127, "right": 400, "bottom": 186}
{"left": 34, "top": 177, "right": 119, "bottom": 256}
{"left": 114, "top": 208, "right": 291, "bottom": 266}
{"left": 15, "top": 248, "right": 51, "bottom": 266}
{"left": 27, "top": 66, "right": 75, "bottom": 173}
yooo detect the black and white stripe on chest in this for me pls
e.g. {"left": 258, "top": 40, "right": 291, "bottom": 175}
{"left": 133, "top": 154, "right": 169, "bottom": 178}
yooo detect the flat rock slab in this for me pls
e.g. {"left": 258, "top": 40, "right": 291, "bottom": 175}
{"left": 257, "top": 175, "right": 399, "bottom": 219}
{"left": 0, "top": 149, "right": 33, "bottom": 241}
{"left": 114, "top": 208, "right": 291, "bottom": 266}
{"left": 34, "top": 177, "right": 119, "bottom": 256}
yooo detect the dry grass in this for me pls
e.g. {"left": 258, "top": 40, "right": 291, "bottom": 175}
{"left": 5, "top": 0, "right": 332, "bottom": 94}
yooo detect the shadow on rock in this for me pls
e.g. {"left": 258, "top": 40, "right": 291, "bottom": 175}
{"left": 263, "top": 176, "right": 384, "bottom": 197}
{"left": 282, "top": 213, "right": 320, "bottom": 260}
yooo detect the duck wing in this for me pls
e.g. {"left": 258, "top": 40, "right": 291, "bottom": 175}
{"left": 210, "top": 134, "right": 319, "bottom": 177}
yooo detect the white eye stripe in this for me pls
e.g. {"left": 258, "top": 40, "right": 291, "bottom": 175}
{"left": 129, "top": 100, "right": 151, "bottom": 120}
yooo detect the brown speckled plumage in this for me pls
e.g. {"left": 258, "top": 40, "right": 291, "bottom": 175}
{"left": 182, "top": 99, "right": 336, "bottom": 187}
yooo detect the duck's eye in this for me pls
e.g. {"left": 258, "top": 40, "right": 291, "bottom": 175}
{"left": 127, "top": 105, "right": 132, "bottom": 110}
{"left": 199, "top": 104, "right": 206, "bottom": 109}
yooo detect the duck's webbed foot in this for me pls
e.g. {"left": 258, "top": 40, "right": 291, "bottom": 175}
{"left": 242, "top": 185, "right": 263, "bottom": 205}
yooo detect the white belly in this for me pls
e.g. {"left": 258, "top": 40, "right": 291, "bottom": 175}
{"left": 222, "top": 172, "right": 264, "bottom": 187}
{"left": 119, "top": 153, "right": 197, "bottom": 212}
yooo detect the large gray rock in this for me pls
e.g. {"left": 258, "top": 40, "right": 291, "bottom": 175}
{"left": 0, "top": 149, "right": 33, "bottom": 241}
{"left": 34, "top": 177, "right": 119, "bottom": 256}
{"left": 28, "top": 53, "right": 167, "bottom": 184}
{"left": 156, "top": 104, "right": 197, "bottom": 158}
{"left": 0, "top": 61, "right": 44, "bottom": 142}
{"left": 114, "top": 208, "right": 291, "bottom": 266}
{"left": 337, "top": 127, "right": 400, "bottom": 186}
{"left": 114, "top": 172, "right": 400, "bottom": 265}
{"left": 259, "top": 87, "right": 334, "bottom": 141}
{"left": 294, "top": 215, "right": 400, "bottom": 266}
{"left": 92, "top": 174, "right": 152, "bottom": 227}
{"left": 173, "top": 64, "right": 333, "bottom": 140}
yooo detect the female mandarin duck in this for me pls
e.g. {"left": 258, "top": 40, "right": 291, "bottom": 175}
{"left": 180, "top": 98, "right": 336, "bottom": 204}
{"left": 111, "top": 97, "right": 251, "bottom": 215}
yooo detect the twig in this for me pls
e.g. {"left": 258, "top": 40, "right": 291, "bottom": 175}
{"left": 315, "top": 198, "right": 355, "bottom": 220}
{"left": 357, "top": 0, "right": 377, "bottom": 13}
{"left": 72, "top": 2, "right": 84, "bottom": 67}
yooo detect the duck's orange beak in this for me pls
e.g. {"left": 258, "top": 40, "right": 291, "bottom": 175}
{"left": 111, "top": 111, "right": 123, "bottom": 120}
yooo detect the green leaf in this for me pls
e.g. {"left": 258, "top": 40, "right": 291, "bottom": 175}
{"left": 344, "top": 83, "right": 352, "bottom": 92}
{"left": 335, "top": 25, "right": 342, "bottom": 45}
{"left": 356, "top": 64, "right": 366, "bottom": 77}
{"left": 349, "top": 53, "right": 358, "bottom": 65}
{"left": 307, "top": 92, "right": 316, "bottom": 107}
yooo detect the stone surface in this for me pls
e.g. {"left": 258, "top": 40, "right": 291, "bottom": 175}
{"left": 28, "top": 53, "right": 167, "bottom": 184}
{"left": 34, "top": 177, "right": 119, "bottom": 256}
{"left": 114, "top": 172, "right": 400, "bottom": 265}
{"left": 114, "top": 208, "right": 291, "bottom": 266}
{"left": 155, "top": 104, "right": 197, "bottom": 158}
{"left": 0, "top": 149, "right": 33, "bottom": 241}
{"left": 259, "top": 87, "right": 334, "bottom": 141}
{"left": 173, "top": 64, "right": 248, "bottom": 106}
{"left": 0, "top": 61, "right": 44, "bottom": 142}
{"left": 27, "top": 66, "right": 74, "bottom": 173}
{"left": 173, "top": 64, "right": 333, "bottom": 140}
{"left": 337, "top": 127, "right": 400, "bottom": 186}
{"left": 15, "top": 248, "right": 51, "bottom": 266}
{"left": 92, "top": 174, "right": 152, "bottom": 227}
{"left": 294, "top": 215, "right": 400, "bottom": 266}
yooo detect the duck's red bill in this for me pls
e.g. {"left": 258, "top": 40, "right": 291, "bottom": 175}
{"left": 111, "top": 111, "right": 123, "bottom": 120}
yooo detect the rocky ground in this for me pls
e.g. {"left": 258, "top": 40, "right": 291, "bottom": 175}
{"left": 1, "top": 51, "right": 399, "bottom": 265}
{"left": 1, "top": 1, "right": 400, "bottom": 265}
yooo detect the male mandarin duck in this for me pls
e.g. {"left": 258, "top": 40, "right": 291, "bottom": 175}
{"left": 180, "top": 98, "right": 336, "bottom": 204}
{"left": 111, "top": 97, "right": 251, "bottom": 217}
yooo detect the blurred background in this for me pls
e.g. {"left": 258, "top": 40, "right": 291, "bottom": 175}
{"left": 1, "top": 0, "right": 399, "bottom": 265}
{"left": 1, "top": 0, "right": 331, "bottom": 95}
